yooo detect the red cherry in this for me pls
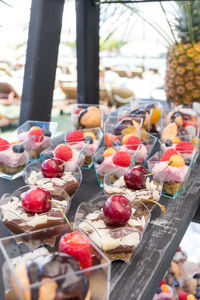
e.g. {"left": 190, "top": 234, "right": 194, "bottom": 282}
{"left": 22, "top": 187, "right": 51, "bottom": 213}
{"left": 103, "top": 195, "right": 131, "bottom": 226}
{"left": 124, "top": 166, "right": 148, "bottom": 189}
{"left": 58, "top": 231, "right": 91, "bottom": 269}
{"left": 41, "top": 158, "right": 65, "bottom": 178}
{"left": 29, "top": 127, "right": 44, "bottom": 143}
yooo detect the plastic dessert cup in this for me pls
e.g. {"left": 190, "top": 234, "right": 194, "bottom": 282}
{"left": 93, "top": 146, "right": 136, "bottom": 188}
{"left": 13, "top": 120, "right": 58, "bottom": 160}
{"left": 0, "top": 185, "right": 71, "bottom": 234}
{"left": 23, "top": 161, "right": 82, "bottom": 199}
{"left": 159, "top": 135, "right": 200, "bottom": 166}
{"left": 0, "top": 137, "right": 34, "bottom": 180}
{"left": 71, "top": 104, "right": 105, "bottom": 130}
{"left": 104, "top": 167, "right": 163, "bottom": 211}
{"left": 65, "top": 127, "right": 104, "bottom": 169}
{"left": 0, "top": 224, "right": 110, "bottom": 300}
{"left": 147, "top": 152, "right": 192, "bottom": 199}
{"left": 40, "top": 141, "right": 87, "bottom": 170}
{"left": 75, "top": 194, "right": 150, "bottom": 262}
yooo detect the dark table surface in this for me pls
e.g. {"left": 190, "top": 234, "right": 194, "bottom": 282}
{"left": 0, "top": 159, "right": 200, "bottom": 300}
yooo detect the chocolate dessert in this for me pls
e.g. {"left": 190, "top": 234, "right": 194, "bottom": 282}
{"left": 0, "top": 194, "right": 68, "bottom": 234}
{"left": 27, "top": 170, "right": 80, "bottom": 197}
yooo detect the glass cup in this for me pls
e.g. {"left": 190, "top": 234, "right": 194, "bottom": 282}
{"left": 93, "top": 146, "right": 136, "bottom": 188}
{"left": 75, "top": 194, "right": 150, "bottom": 262}
{"left": 12, "top": 120, "right": 58, "bottom": 160}
{"left": 0, "top": 185, "right": 71, "bottom": 234}
{"left": 0, "top": 137, "right": 34, "bottom": 180}
{"left": 147, "top": 151, "right": 192, "bottom": 199}
{"left": 23, "top": 161, "right": 82, "bottom": 199}
{"left": 65, "top": 127, "right": 104, "bottom": 169}
{"left": 71, "top": 103, "right": 105, "bottom": 130}
{"left": 0, "top": 224, "right": 110, "bottom": 300}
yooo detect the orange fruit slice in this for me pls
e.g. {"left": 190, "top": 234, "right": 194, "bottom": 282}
{"left": 170, "top": 137, "right": 181, "bottom": 144}
{"left": 150, "top": 108, "right": 161, "bottom": 124}
{"left": 84, "top": 132, "right": 96, "bottom": 140}
{"left": 162, "top": 123, "right": 177, "bottom": 142}
{"left": 103, "top": 148, "right": 116, "bottom": 157}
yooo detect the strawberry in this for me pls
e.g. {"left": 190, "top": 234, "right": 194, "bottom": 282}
{"left": 74, "top": 107, "right": 83, "bottom": 114}
{"left": 178, "top": 291, "right": 188, "bottom": 300}
{"left": 125, "top": 136, "right": 141, "bottom": 150}
{"left": 159, "top": 279, "right": 166, "bottom": 287}
{"left": 104, "top": 134, "right": 119, "bottom": 147}
{"left": 54, "top": 144, "right": 73, "bottom": 161}
{"left": 0, "top": 138, "right": 10, "bottom": 151}
{"left": 29, "top": 127, "right": 44, "bottom": 143}
{"left": 161, "top": 149, "right": 178, "bottom": 161}
{"left": 113, "top": 151, "right": 132, "bottom": 167}
{"left": 58, "top": 231, "right": 91, "bottom": 269}
{"left": 176, "top": 141, "right": 194, "bottom": 154}
{"left": 66, "top": 130, "right": 84, "bottom": 142}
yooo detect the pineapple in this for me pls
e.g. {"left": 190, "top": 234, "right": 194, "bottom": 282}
{"left": 165, "top": 0, "right": 200, "bottom": 105}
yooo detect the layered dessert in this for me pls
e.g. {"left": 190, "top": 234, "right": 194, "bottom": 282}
{"left": 25, "top": 158, "right": 80, "bottom": 197}
{"left": 71, "top": 104, "right": 103, "bottom": 130}
{"left": 0, "top": 138, "right": 29, "bottom": 176}
{"left": 104, "top": 165, "right": 163, "bottom": 211}
{"left": 148, "top": 150, "right": 191, "bottom": 196}
{"left": 66, "top": 128, "right": 103, "bottom": 167}
{"left": 4, "top": 230, "right": 93, "bottom": 300}
{"left": 0, "top": 187, "right": 68, "bottom": 234}
{"left": 18, "top": 125, "right": 55, "bottom": 159}
{"left": 77, "top": 195, "right": 150, "bottom": 261}
{"left": 153, "top": 281, "right": 174, "bottom": 300}
{"left": 93, "top": 147, "right": 133, "bottom": 186}
{"left": 41, "top": 143, "right": 86, "bottom": 170}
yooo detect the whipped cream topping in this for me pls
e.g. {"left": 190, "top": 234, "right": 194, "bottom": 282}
{"left": 79, "top": 209, "right": 145, "bottom": 252}
{"left": 1, "top": 196, "right": 67, "bottom": 226}
{"left": 63, "top": 149, "right": 85, "bottom": 169}
{"left": 70, "top": 139, "right": 100, "bottom": 156}
{"left": 95, "top": 154, "right": 130, "bottom": 177}
{"left": 104, "top": 176, "right": 161, "bottom": 203}
{"left": 121, "top": 144, "right": 148, "bottom": 163}
{"left": 18, "top": 131, "right": 51, "bottom": 150}
{"left": 0, "top": 146, "right": 29, "bottom": 167}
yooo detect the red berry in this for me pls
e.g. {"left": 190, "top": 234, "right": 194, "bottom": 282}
{"left": 104, "top": 134, "right": 119, "bottom": 147}
{"left": 125, "top": 136, "right": 141, "bottom": 150}
{"left": 66, "top": 130, "right": 84, "bottom": 142}
{"left": 58, "top": 231, "right": 91, "bottom": 269}
{"left": 22, "top": 187, "right": 51, "bottom": 213}
{"left": 124, "top": 166, "right": 148, "bottom": 189}
{"left": 54, "top": 144, "right": 73, "bottom": 161}
{"left": 161, "top": 149, "right": 178, "bottom": 161}
{"left": 0, "top": 138, "right": 10, "bottom": 151}
{"left": 113, "top": 151, "right": 132, "bottom": 167}
{"left": 159, "top": 279, "right": 166, "bottom": 287}
{"left": 176, "top": 141, "right": 194, "bottom": 154}
{"left": 41, "top": 158, "right": 65, "bottom": 178}
{"left": 183, "top": 121, "right": 198, "bottom": 135}
{"left": 74, "top": 107, "right": 83, "bottom": 114}
{"left": 103, "top": 195, "right": 131, "bottom": 226}
{"left": 29, "top": 127, "right": 44, "bottom": 143}
{"left": 178, "top": 291, "right": 188, "bottom": 300}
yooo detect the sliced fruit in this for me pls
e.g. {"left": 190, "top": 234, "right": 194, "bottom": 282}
{"left": 10, "top": 141, "right": 21, "bottom": 145}
{"left": 171, "top": 137, "right": 181, "bottom": 144}
{"left": 113, "top": 151, "right": 132, "bottom": 167}
{"left": 160, "top": 284, "right": 169, "bottom": 293}
{"left": 169, "top": 154, "right": 185, "bottom": 167}
{"left": 103, "top": 147, "right": 116, "bottom": 157}
{"left": 121, "top": 126, "right": 138, "bottom": 136}
{"left": 150, "top": 108, "right": 161, "bottom": 124}
{"left": 104, "top": 134, "right": 119, "bottom": 147}
{"left": 66, "top": 130, "right": 84, "bottom": 142}
{"left": 83, "top": 132, "right": 96, "bottom": 140}
{"left": 176, "top": 141, "right": 194, "bottom": 154}
{"left": 161, "top": 149, "right": 178, "bottom": 161}
{"left": 162, "top": 122, "right": 178, "bottom": 142}
{"left": 54, "top": 144, "right": 73, "bottom": 161}
{"left": 122, "top": 134, "right": 132, "bottom": 145}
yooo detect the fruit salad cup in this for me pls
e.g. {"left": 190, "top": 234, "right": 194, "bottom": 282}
{"left": 159, "top": 135, "right": 200, "bottom": 166}
{"left": 0, "top": 186, "right": 70, "bottom": 234}
{"left": 0, "top": 224, "right": 110, "bottom": 300}
{"left": 147, "top": 151, "right": 192, "bottom": 199}
{"left": 104, "top": 166, "right": 163, "bottom": 212}
{"left": 0, "top": 136, "right": 34, "bottom": 180}
{"left": 24, "top": 160, "right": 82, "bottom": 199}
{"left": 104, "top": 130, "right": 158, "bottom": 165}
{"left": 71, "top": 104, "right": 105, "bottom": 130}
{"left": 65, "top": 128, "right": 104, "bottom": 169}
{"left": 93, "top": 146, "right": 136, "bottom": 188}
{"left": 13, "top": 120, "right": 58, "bottom": 160}
{"left": 75, "top": 194, "right": 150, "bottom": 262}
{"left": 118, "top": 100, "right": 163, "bottom": 138}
